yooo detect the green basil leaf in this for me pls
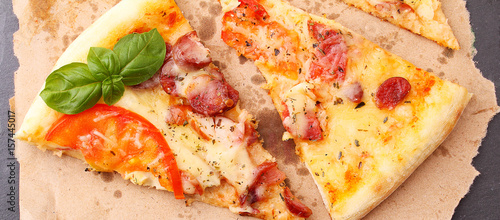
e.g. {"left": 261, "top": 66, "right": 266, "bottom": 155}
{"left": 102, "top": 75, "right": 125, "bottom": 106}
{"left": 113, "top": 28, "right": 166, "bottom": 86}
{"left": 87, "top": 47, "right": 121, "bottom": 81}
{"left": 40, "top": 63, "right": 102, "bottom": 114}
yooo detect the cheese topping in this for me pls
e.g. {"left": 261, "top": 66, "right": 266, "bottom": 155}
{"left": 282, "top": 82, "right": 320, "bottom": 139}
{"left": 220, "top": 0, "right": 470, "bottom": 218}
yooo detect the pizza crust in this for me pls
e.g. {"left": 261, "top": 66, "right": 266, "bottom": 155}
{"left": 341, "top": 0, "right": 460, "bottom": 49}
{"left": 219, "top": 0, "right": 471, "bottom": 218}
{"left": 15, "top": 0, "right": 305, "bottom": 219}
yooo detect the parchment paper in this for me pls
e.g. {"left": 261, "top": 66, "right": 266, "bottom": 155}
{"left": 13, "top": 0, "right": 499, "bottom": 219}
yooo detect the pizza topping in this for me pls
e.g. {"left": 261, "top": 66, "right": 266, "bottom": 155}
{"left": 185, "top": 112, "right": 258, "bottom": 194}
{"left": 133, "top": 42, "right": 174, "bottom": 90}
{"left": 177, "top": 110, "right": 292, "bottom": 214}
{"left": 375, "top": 77, "right": 411, "bottom": 110}
{"left": 159, "top": 33, "right": 239, "bottom": 116}
{"left": 158, "top": 58, "right": 179, "bottom": 95}
{"left": 283, "top": 187, "right": 313, "bottom": 218}
{"left": 180, "top": 170, "right": 204, "bottom": 195}
{"left": 165, "top": 105, "right": 192, "bottom": 126}
{"left": 173, "top": 31, "right": 212, "bottom": 72}
{"left": 282, "top": 83, "right": 323, "bottom": 141}
{"left": 186, "top": 71, "right": 240, "bottom": 116}
{"left": 40, "top": 29, "right": 166, "bottom": 114}
{"left": 45, "top": 104, "right": 184, "bottom": 199}
{"left": 308, "top": 22, "right": 348, "bottom": 83}
{"left": 372, "top": 0, "right": 414, "bottom": 15}
{"left": 343, "top": 81, "right": 364, "bottom": 103}
{"left": 221, "top": 0, "right": 301, "bottom": 79}
{"left": 132, "top": 72, "right": 161, "bottom": 89}
{"left": 240, "top": 161, "right": 286, "bottom": 206}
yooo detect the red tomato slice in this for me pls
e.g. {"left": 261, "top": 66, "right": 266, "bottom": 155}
{"left": 45, "top": 104, "right": 184, "bottom": 199}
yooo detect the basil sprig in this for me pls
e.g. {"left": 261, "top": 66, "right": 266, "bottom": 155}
{"left": 40, "top": 29, "right": 166, "bottom": 114}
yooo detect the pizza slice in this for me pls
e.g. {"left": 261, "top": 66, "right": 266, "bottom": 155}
{"left": 15, "top": 0, "right": 311, "bottom": 219}
{"left": 219, "top": 0, "right": 470, "bottom": 219}
{"left": 340, "top": 0, "right": 460, "bottom": 49}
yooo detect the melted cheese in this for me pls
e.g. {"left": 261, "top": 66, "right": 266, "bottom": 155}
{"left": 114, "top": 87, "right": 259, "bottom": 193}
{"left": 220, "top": 0, "right": 471, "bottom": 218}
{"left": 220, "top": 0, "right": 240, "bottom": 13}
{"left": 167, "top": 62, "right": 211, "bottom": 97}
{"left": 342, "top": 0, "right": 459, "bottom": 49}
{"left": 15, "top": 0, "right": 303, "bottom": 218}
{"left": 190, "top": 114, "right": 257, "bottom": 194}
{"left": 282, "top": 82, "right": 318, "bottom": 140}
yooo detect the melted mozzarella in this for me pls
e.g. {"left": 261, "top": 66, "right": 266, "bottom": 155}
{"left": 282, "top": 82, "right": 318, "bottom": 139}
{"left": 167, "top": 63, "right": 210, "bottom": 97}
{"left": 220, "top": 0, "right": 240, "bottom": 13}
{"left": 113, "top": 87, "right": 257, "bottom": 194}
{"left": 411, "top": 0, "right": 436, "bottom": 20}
{"left": 189, "top": 113, "right": 257, "bottom": 194}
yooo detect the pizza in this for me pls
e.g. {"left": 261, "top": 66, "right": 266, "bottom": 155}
{"left": 339, "top": 0, "right": 460, "bottom": 49}
{"left": 219, "top": 0, "right": 470, "bottom": 219}
{"left": 14, "top": 0, "right": 312, "bottom": 219}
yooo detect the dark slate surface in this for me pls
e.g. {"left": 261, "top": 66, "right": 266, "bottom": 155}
{"left": 453, "top": 1, "right": 500, "bottom": 219}
{"left": 0, "top": 0, "right": 498, "bottom": 219}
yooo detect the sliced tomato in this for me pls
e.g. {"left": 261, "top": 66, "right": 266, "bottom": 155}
{"left": 45, "top": 104, "right": 184, "bottom": 199}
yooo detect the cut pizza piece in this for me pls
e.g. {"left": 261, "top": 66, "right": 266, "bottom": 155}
{"left": 341, "top": 0, "right": 460, "bottom": 49}
{"left": 15, "top": 0, "right": 311, "bottom": 219}
{"left": 220, "top": 0, "right": 470, "bottom": 219}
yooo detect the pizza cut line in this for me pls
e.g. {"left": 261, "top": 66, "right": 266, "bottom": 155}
{"left": 15, "top": 0, "right": 311, "bottom": 219}
{"left": 219, "top": 0, "right": 470, "bottom": 219}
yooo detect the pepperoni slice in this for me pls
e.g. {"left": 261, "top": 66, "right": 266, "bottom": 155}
{"left": 186, "top": 69, "right": 239, "bottom": 116}
{"left": 240, "top": 161, "right": 286, "bottom": 206}
{"left": 173, "top": 31, "right": 211, "bottom": 72}
{"left": 308, "top": 22, "right": 348, "bottom": 83}
{"left": 159, "top": 33, "right": 239, "bottom": 116}
{"left": 375, "top": 77, "right": 411, "bottom": 110}
{"left": 159, "top": 58, "right": 179, "bottom": 96}
{"left": 283, "top": 187, "right": 313, "bottom": 218}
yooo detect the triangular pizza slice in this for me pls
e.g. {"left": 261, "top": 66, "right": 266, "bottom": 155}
{"left": 340, "top": 0, "right": 460, "bottom": 49}
{"left": 15, "top": 0, "right": 311, "bottom": 219}
{"left": 219, "top": 0, "right": 470, "bottom": 218}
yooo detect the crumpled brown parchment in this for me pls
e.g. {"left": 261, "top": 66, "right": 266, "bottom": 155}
{"left": 13, "top": 0, "right": 498, "bottom": 219}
